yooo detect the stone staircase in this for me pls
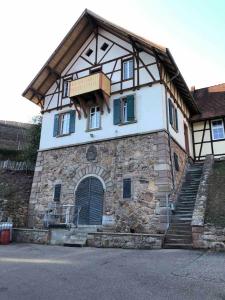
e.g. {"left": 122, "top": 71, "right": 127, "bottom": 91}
{"left": 164, "top": 163, "right": 203, "bottom": 249}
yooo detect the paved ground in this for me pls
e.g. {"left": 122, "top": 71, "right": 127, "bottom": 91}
{"left": 0, "top": 244, "right": 225, "bottom": 300}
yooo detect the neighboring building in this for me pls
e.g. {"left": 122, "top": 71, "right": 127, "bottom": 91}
{"left": 22, "top": 10, "right": 217, "bottom": 233}
{"left": 192, "top": 83, "right": 225, "bottom": 160}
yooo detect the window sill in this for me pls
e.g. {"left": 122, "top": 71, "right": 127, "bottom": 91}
{"left": 212, "top": 137, "right": 225, "bottom": 141}
{"left": 118, "top": 120, "right": 137, "bottom": 126}
{"left": 56, "top": 133, "right": 72, "bottom": 138}
{"left": 86, "top": 127, "right": 102, "bottom": 132}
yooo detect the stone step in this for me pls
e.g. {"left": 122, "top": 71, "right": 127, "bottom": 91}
{"left": 167, "top": 229, "right": 192, "bottom": 235}
{"left": 165, "top": 236, "right": 192, "bottom": 244}
{"left": 63, "top": 236, "right": 87, "bottom": 247}
{"left": 164, "top": 243, "right": 193, "bottom": 249}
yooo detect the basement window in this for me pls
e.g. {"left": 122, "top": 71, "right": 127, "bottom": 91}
{"left": 86, "top": 48, "right": 93, "bottom": 57}
{"left": 174, "top": 152, "right": 179, "bottom": 172}
{"left": 53, "top": 184, "right": 61, "bottom": 202}
{"left": 123, "top": 178, "right": 132, "bottom": 199}
{"left": 212, "top": 119, "right": 225, "bottom": 140}
{"left": 101, "top": 43, "right": 109, "bottom": 51}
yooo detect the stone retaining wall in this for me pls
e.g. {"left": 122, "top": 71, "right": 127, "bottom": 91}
{"left": 13, "top": 228, "right": 49, "bottom": 244}
{"left": 87, "top": 232, "right": 163, "bottom": 249}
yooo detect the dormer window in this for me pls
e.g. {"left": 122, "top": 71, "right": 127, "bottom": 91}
{"left": 122, "top": 59, "right": 134, "bottom": 80}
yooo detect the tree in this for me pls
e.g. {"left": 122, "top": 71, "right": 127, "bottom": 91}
{"left": 23, "top": 115, "right": 42, "bottom": 165}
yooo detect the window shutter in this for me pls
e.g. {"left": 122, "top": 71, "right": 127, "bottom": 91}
{"left": 127, "top": 95, "right": 135, "bottom": 122}
{"left": 53, "top": 114, "right": 59, "bottom": 137}
{"left": 113, "top": 99, "right": 121, "bottom": 125}
{"left": 54, "top": 184, "right": 61, "bottom": 202}
{"left": 168, "top": 99, "right": 173, "bottom": 126}
{"left": 175, "top": 108, "right": 178, "bottom": 131}
{"left": 123, "top": 178, "right": 131, "bottom": 198}
{"left": 69, "top": 111, "right": 75, "bottom": 133}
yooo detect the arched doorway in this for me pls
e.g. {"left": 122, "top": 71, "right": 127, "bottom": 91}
{"left": 75, "top": 176, "right": 104, "bottom": 225}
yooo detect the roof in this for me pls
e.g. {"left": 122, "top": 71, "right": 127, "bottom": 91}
{"left": 22, "top": 9, "right": 199, "bottom": 114}
{"left": 192, "top": 83, "right": 225, "bottom": 121}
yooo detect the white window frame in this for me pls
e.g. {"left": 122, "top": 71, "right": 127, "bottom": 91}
{"left": 122, "top": 59, "right": 134, "bottom": 80}
{"left": 211, "top": 119, "right": 225, "bottom": 140}
{"left": 62, "top": 76, "right": 73, "bottom": 98}
{"left": 59, "top": 112, "right": 70, "bottom": 135}
{"left": 89, "top": 106, "right": 101, "bottom": 130}
{"left": 122, "top": 98, "right": 128, "bottom": 123}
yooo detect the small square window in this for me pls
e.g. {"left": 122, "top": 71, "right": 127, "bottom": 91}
{"left": 123, "top": 178, "right": 131, "bottom": 199}
{"left": 86, "top": 48, "right": 93, "bottom": 57}
{"left": 101, "top": 43, "right": 109, "bottom": 51}
{"left": 122, "top": 59, "right": 134, "bottom": 80}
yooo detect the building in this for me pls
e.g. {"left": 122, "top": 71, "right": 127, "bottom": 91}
{"left": 22, "top": 10, "right": 221, "bottom": 234}
{"left": 192, "top": 83, "right": 225, "bottom": 160}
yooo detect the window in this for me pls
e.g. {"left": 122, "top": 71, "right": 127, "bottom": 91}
{"left": 100, "top": 43, "right": 109, "bottom": 51}
{"left": 212, "top": 119, "right": 225, "bottom": 140}
{"left": 113, "top": 95, "right": 135, "bottom": 125}
{"left": 53, "top": 111, "right": 75, "bottom": 137}
{"left": 89, "top": 106, "right": 101, "bottom": 130}
{"left": 122, "top": 59, "right": 134, "bottom": 80}
{"left": 86, "top": 48, "right": 93, "bottom": 57}
{"left": 168, "top": 99, "right": 178, "bottom": 132}
{"left": 123, "top": 178, "right": 131, "bottom": 199}
{"left": 53, "top": 184, "right": 61, "bottom": 202}
{"left": 174, "top": 152, "right": 179, "bottom": 171}
{"left": 62, "top": 76, "right": 72, "bottom": 98}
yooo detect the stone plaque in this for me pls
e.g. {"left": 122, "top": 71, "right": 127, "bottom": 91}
{"left": 86, "top": 145, "right": 97, "bottom": 161}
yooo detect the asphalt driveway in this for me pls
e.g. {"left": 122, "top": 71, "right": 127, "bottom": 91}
{"left": 0, "top": 244, "right": 225, "bottom": 300}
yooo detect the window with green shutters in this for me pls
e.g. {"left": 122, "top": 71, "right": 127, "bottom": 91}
{"left": 53, "top": 110, "right": 75, "bottom": 137}
{"left": 113, "top": 95, "right": 135, "bottom": 125}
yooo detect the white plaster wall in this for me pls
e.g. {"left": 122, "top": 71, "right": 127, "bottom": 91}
{"left": 39, "top": 84, "right": 165, "bottom": 150}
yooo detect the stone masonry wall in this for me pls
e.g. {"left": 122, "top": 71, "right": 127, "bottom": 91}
{"left": 0, "top": 169, "right": 34, "bottom": 227}
{"left": 29, "top": 131, "right": 187, "bottom": 233}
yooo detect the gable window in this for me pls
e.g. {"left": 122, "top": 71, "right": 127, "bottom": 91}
{"left": 100, "top": 43, "right": 109, "bottom": 51}
{"left": 86, "top": 48, "right": 93, "bottom": 57}
{"left": 53, "top": 184, "right": 61, "bottom": 202}
{"left": 122, "top": 59, "right": 134, "bottom": 80}
{"left": 62, "top": 76, "right": 73, "bottom": 98}
{"left": 168, "top": 98, "right": 178, "bottom": 132}
{"left": 211, "top": 119, "right": 225, "bottom": 140}
{"left": 53, "top": 111, "right": 75, "bottom": 137}
{"left": 123, "top": 178, "right": 132, "bottom": 199}
{"left": 113, "top": 95, "right": 135, "bottom": 125}
{"left": 89, "top": 106, "right": 101, "bottom": 130}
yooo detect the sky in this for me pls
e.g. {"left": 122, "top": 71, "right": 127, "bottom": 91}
{"left": 0, "top": 0, "right": 224, "bottom": 123}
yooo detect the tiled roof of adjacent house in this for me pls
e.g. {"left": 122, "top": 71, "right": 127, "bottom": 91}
{"left": 192, "top": 83, "right": 225, "bottom": 121}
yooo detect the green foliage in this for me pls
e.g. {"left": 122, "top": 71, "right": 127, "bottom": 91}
{"left": 0, "top": 149, "right": 24, "bottom": 161}
{"left": 23, "top": 116, "right": 42, "bottom": 165}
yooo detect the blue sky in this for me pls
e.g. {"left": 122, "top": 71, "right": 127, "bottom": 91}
{"left": 0, "top": 0, "right": 224, "bottom": 122}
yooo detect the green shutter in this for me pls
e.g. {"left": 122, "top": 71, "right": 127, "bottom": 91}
{"left": 113, "top": 98, "right": 121, "bottom": 125}
{"left": 168, "top": 99, "right": 173, "bottom": 126}
{"left": 53, "top": 114, "right": 59, "bottom": 137}
{"left": 175, "top": 108, "right": 178, "bottom": 131}
{"left": 127, "top": 95, "right": 135, "bottom": 122}
{"left": 69, "top": 111, "right": 75, "bottom": 133}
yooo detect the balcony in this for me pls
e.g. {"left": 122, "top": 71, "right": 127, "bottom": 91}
{"left": 69, "top": 72, "right": 111, "bottom": 118}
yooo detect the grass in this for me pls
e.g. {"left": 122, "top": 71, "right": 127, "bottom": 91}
{"left": 205, "top": 160, "right": 225, "bottom": 226}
